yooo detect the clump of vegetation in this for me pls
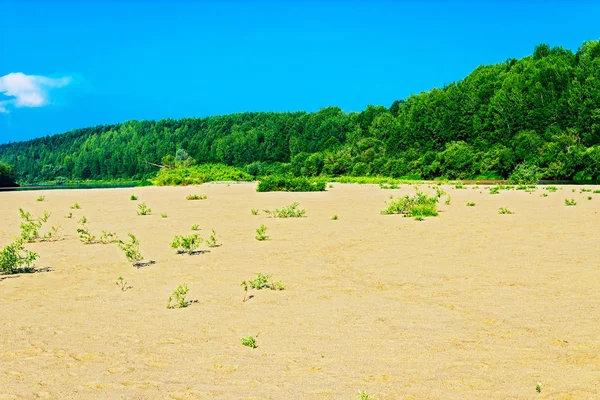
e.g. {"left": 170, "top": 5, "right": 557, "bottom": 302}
{"left": 118, "top": 233, "right": 145, "bottom": 267}
{"left": 541, "top": 193, "right": 548, "bottom": 197}
{"left": 171, "top": 234, "right": 203, "bottom": 255}
{"left": 154, "top": 164, "right": 252, "bottom": 186}
{"left": 489, "top": 186, "right": 500, "bottom": 194}
{"left": 241, "top": 335, "right": 257, "bottom": 348}
{"left": 357, "top": 391, "right": 376, "bottom": 400}
{"left": 255, "top": 225, "right": 269, "bottom": 241}
{"left": 251, "top": 208, "right": 259, "bottom": 215}
{"left": 36, "top": 195, "right": 45, "bottom": 202}
{"left": 381, "top": 191, "right": 439, "bottom": 218}
{"left": 580, "top": 188, "right": 592, "bottom": 193}
{"left": 332, "top": 214, "right": 339, "bottom": 220}
{"left": 257, "top": 175, "right": 326, "bottom": 192}
{"left": 167, "top": 283, "right": 190, "bottom": 309}
{"left": 379, "top": 182, "right": 399, "bottom": 189}
{"left": 545, "top": 186, "right": 558, "bottom": 192}
{"left": 100, "top": 230, "right": 118, "bottom": 244}
{"left": 161, "top": 213, "right": 168, "bottom": 218}
{"left": 191, "top": 224, "right": 200, "bottom": 231}
{"left": 454, "top": 181, "right": 466, "bottom": 189}
{"left": 588, "top": 196, "right": 592, "bottom": 200}
{"left": 19, "top": 208, "right": 51, "bottom": 242}
{"left": 116, "top": 276, "right": 131, "bottom": 291}
{"left": 43, "top": 225, "right": 62, "bottom": 241}
{"left": 508, "top": 162, "right": 540, "bottom": 184}
{"left": 0, "top": 238, "right": 39, "bottom": 274}
{"left": 65, "top": 212, "right": 73, "bottom": 219}
{"left": 466, "top": 202, "right": 476, "bottom": 206}
{"left": 130, "top": 195, "right": 138, "bottom": 201}
{"left": 565, "top": 198, "right": 577, "bottom": 206}
{"left": 137, "top": 202, "right": 151, "bottom": 215}
{"left": 593, "top": 190, "right": 600, "bottom": 194}
{"left": 444, "top": 195, "right": 451, "bottom": 205}
{"left": 241, "top": 273, "right": 284, "bottom": 301}
{"left": 206, "top": 229, "right": 218, "bottom": 247}
{"left": 536, "top": 382, "right": 543, "bottom": 393}
{"left": 498, "top": 207, "right": 514, "bottom": 214}
{"left": 76, "top": 216, "right": 96, "bottom": 244}
{"left": 70, "top": 203, "right": 81, "bottom": 209}
{"left": 186, "top": 194, "right": 207, "bottom": 200}
{"left": 263, "top": 202, "right": 306, "bottom": 218}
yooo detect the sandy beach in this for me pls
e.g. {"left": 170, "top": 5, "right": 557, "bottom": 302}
{"left": 1, "top": 183, "right": 599, "bottom": 399}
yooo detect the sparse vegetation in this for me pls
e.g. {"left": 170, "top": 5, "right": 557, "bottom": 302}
{"left": 206, "top": 229, "right": 218, "bottom": 248}
{"left": 251, "top": 208, "right": 259, "bottom": 215}
{"left": 545, "top": 186, "right": 558, "bottom": 192}
{"left": 241, "top": 335, "right": 257, "bottom": 348}
{"left": 0, "top": 238, "right": 39, "bottom": 274}
{"left": 100, "top": 231, "right": 119, "bottom": 244}
{"left": 565, "top": 198, "right": 577, "bottom": 206}
{"left": 186, "top": 194, "right": 207, "bottom": 200}
{"left": 19, "top": 208, "right": 51, "bottom": 242}
{"left": 117, "top": 233, "right": 145, "bottom": 266}
{"left": 357, "top": 391, "right": 376, "bottom": 400}
{"left": 166, "top": 283, "right": 190, "bottom": 309}
{"left": 332, "top": 214, "right": 339, "bottom": 220}
{"left": 161, "top": 213, "right": 168, "bottom": 218}
{"left": 115, "top": 276, "right": 131, "bottom": 291}
{"left": 498, "top": 207, "right": 514, "bottom": 214}
{"left": 536, "top": 382, "right": 543, "bottom": 393}
{"left": 191, "top": 224, "right": 200, "bottom": 231}
{"left": 76, "top": 216, "right": 96, "bottom": 244}
{"left": 65, "top": 212, "right": 73, "bottom": 219}
{"left": 255, "top": 225, "right": 269, "bottom": 241}
{"left": 466, "top": 202, "right": 476, "bottom": 206}
{"left": 70, "top": 203, "right": 81, "bottom": 209}
{"left": 257, "top": 175, "right": 326, "bottom": 192}
{"left": 263, "top": 202, "right": 306, "bottom": 218}
{"left": 379, "top": 182, "right": 399, "bottom": 189}
{"left": 489, "top": 186, "right": 500, "bottom": 194}
{"left": 171, "top": 234, "right": 203, "bottom": 255}
{"left": 242, "top": 273, "right": 284, "bottom": 292}
{"left": 130, "top": 195, "right": 138, "bottom": 201}
{"left": 137, "top": 202, "right": 151, "bottom": 215}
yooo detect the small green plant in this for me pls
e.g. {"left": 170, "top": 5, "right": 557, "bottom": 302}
{"left": 167, "top": 283, "right": 190, "bottom": 309}
{"left": 206, "top": 229, "right": 218, "bottom": 247}
{"left": 43, "top": 225, "right": 62, "bottom": 240}
{"left": 70, "top": 203, "right": 81, "bottom": 209}
{"left": 251, "top": 208, "right": 259, "bottom": 215}
{"left": 263, "top": 202, "right": 306, "bottom": 218}
{"left": 536, "top": 382, "right": 543, "bottom": 393}
{"left": 241, "top": 336, "right": 257, "bottom": 348}
{"left": 565, "top": 198, "right": 577, "bottom": 206}
{"left": 186, "top": 194, "right": 207, "bottom": 200}
{"left": 489, "top": 186, "right": 500, "bottom": 194}
{"left": 498, "top": 207, "right": 514, "bottom": 214}
{"left": 580, "top": 188, "right": 592, "bottom": 193}
{"left": 0, "top": 238, "right": 39, "bottom": 274}
{"left": 332, "top": 214, "right": 339, "bottom": 220}
{"left": 444, "top": 195, "right": 451, "bottom": 205}
{"left": 76, "top": 216, "right": 96, "bottom": 244}
{"left": 171, "top": 234, "right": 203, "bottom": 255}
{"left": 100, "top": 231, "right": 118, "bottom": 244}
{"left": 115, "top": 276, "right": 131, "bottom": 291}
{"left": 572, "top": 188, "right": 576, "bottom": 193}
{"left": 118, "top": 233, "right": 144, "bottom": 266}
{"left": 243, "top": 273, "right": 284, "bottom": 291}
{"left": 545, "top": 186, "right": 558, "bottom": 192}
{"left": 414, "top": 215, "right": 425, "bottom": 221}
{"left": 137, "top": 202, "right": 151, "bottom": 215}
{"left": 357, "top": 391, "right": 376, "bottom": 400}
{"left": 36, "top": 195, "right": 45, "bottom": 202}
{"left": 19, "top": 209, "right": 51, "bottom": 242}
{"left": 594, "top": 190, "right": 600, "bottom": 194}
{"left": 328, "top": 184, "right": 334, "bottom": 188}
{"left": 466, "top": 202, "right": 476, "bottom": 206}
{"left": 65, "top": 212, "right": 73, "bottom": 219}
{"left": 588, "top": 196, "right": 592, "bottom": 200}
{"left": 255, "top": 224, "right": 269, "bottom": 241}
{"left": 191, "top": 224, "right": 200, "bottom": 231}
{"left": 161, "top": 213, "right": 168, "bottom": 218}
{"left": 541, "top": 193, "right": 548, "bottom": 197}
{"left": 379, "top": 182, "right": 399, "bottom": 189}
{"left": 130, "top": 195, "right": 138, "bottom": 201}
{"left": 454, "top": 181, "right": 465, "bottom": 189}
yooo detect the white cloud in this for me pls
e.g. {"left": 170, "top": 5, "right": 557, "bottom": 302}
{"left": 0, "top": 72, "right": 72, "bottom": 113}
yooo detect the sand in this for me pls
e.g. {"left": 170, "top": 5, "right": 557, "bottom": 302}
{"left": 0, "top": 183, "right": 599, "bottom": 399}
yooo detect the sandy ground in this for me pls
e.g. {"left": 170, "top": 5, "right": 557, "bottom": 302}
{"left": 0, "top": 183, "right": 599, "bottom": 399}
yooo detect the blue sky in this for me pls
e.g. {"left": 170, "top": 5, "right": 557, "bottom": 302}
{"left": 1, "top": 0, "right": 599, "bottom": 144}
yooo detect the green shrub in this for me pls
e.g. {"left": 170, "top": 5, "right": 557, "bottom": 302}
{"left": 545, "top": 186, "right": 558, "bottom": 192}
{"left": 242, "top": 273, "right": 284, "bottom": 291}
{"left": 332, "top": 214, "right": 339, "bottom": 220}
{"left": 76, "top": 216, "right": 96, "bottom": 244}
{"left": 171, "top": 234, "right": 203, "bottom": 255}
{"left": 118, "top": 233, "right": 144, "bottom": 266}
{"left": 115, "top": 276, "right": 131, "bottom": 291}
{"left": 536, "top": 382, "right": 543, "bottom": 393}
{"left": 130, "top": 195, "right": 138, "bottom": 201}
{"left": 137, "top": 202, "right": 151, "bottom": 215}
{"left": 206, "top": 229, "right": 218, "bottom": 247}
{"left": 588, "top": 196, "right": 592, "bottom": 200}
{"left": 257, "top": 175, "right": 326, "bottom": 192}
{"left": 264, "top": 202, "right": 306, "bottom": 218}
{"left": 466, "top": 202, "right": 476, "bottom": 206}
{"left": 36, "top": 195, "right": 45, "bottom": 202}
{"left": 541, "top": 193, "right": 548, "bottom": 197}
{"left": 255, "top": 225, "right": 269, "bottom": 241}
{"left": 357, "top": 391, "right": 376, "bottom": 400}
{"left": 498, "top": 207, "right": 514, "bottom": 214}
{"left": 155, "top": 164, "right": 252, "bottom": 186}
{"left": 594, "top": 190, "right": 600, "bottom": 194}
{"left": 70, "top": 202, "right": 81, "bottom": 209}
{"left": 19, "top": 209, "right": 51, "bottom": 242}
{"left": 508, "top": 162, "right": 540, "bottom": 184}
{"left": 100, "top": 231, "right": 118, "bottom": 244}
{"left": 489, "top": 186, "right": 500, "bottom": 194}
{"left": 379, "top": 182, "right": 399, "bottom": 189}
{"left": 241, "top": 336, "right": 257, "bottom": 348}
{"left": 65, "top": 212, "right": 73, "bottom": 219}
{"left": 0, "top": 239, "right": 38, "bottom": 274}
{"left": 565, "top": 198, "right": 577, "bottom": 206}
{"left": 167, "top": 283, "right": 190, "bottom": 309}
{"left": 161, "top": 213, "right": 168, "bottom": 218}
{"left": 381, "top": 191, "right": 439, "bottom": 218}
{"left": 251, "top": 209, "right": 259, "bottom": 215}
{"left": 186, "top": 194, "right": 207, "bottom": 200}
{"left": 191, "top": 224, "right": 200, "bottom": 231}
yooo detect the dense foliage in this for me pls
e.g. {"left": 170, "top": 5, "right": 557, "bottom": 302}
{"left": 0, "top": 162, "right": 17, "bottom": 187}
{"left": 1, "top": 40, "right": 600, "bottom": 183}
{"left": 256, "top": 176, "right": 326, "bottom": 192}
{"left": 154, "top": 164, "right": 252, "bottom": 186}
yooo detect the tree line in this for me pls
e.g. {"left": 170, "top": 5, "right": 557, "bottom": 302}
{"left": 1, "top": 40, "right": 599, "bottom": 183}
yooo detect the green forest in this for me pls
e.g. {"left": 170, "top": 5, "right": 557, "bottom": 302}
{"left": 1, "top": 40, "right": 600, "bottom": 184}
